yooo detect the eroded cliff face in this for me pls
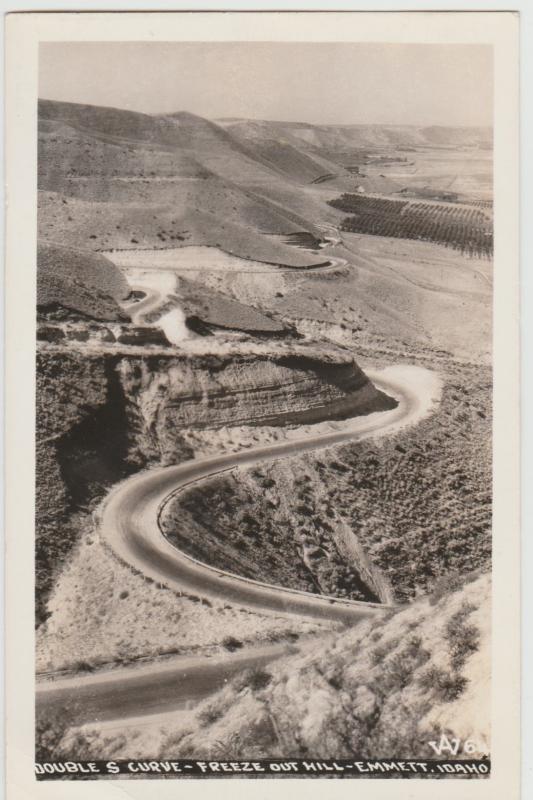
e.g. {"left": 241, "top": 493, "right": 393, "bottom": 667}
{"left": 117, "top": 352, "right": 395, "bottom": 462}
{"left": 35, "top": 344, "right": 395, "bottom": 622}
{"left": 36, "top": 352, "right": 142, "bottom": 625}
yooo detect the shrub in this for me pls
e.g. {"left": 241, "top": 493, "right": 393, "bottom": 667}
{"left": 403, "top": 635, "right": 423, "bottom": 658}
{"left": 197, "top": 702, "right": 224, "bottom": 727}
{"left": 370, "top": 636, "right": 399, "bottom": 666}
{"left": 418, "top": 666, "right": 468, "bottom": 702}
{"left": 444, "top": 603, "right": 480, "bottom": 670}
{"left": 221, "top": 636, "right": 243, "bottom": 652}
{"left": 71, "top": 659, "right": 96, "bottom": 673}
{"left": 448, "top": 623, "right": 480, "bottom": 670}
{"left": 36, "top": 707, "right": 67, "bottom": 761}
{"left": 381, "top": 653, "right": 415, "bottom": 691}
{"left": 428, "top": 573, "right": 465, "bottom": 605}
{"left": 35, "top": 701, "right": 84, "bottom": 761}
{"left": 233, "top": 667, "right": 272, "bottom": 693}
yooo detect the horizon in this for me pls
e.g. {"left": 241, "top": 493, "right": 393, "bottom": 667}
{"left": 39, "top": 42, "right": 493, "bottom": 128}
{"left": 38, "top": 96, "right": 493, "bottom": 131}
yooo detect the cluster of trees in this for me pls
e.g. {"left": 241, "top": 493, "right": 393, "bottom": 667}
{"left": 328, "top": 193, "right": 493, "bottom": 257}
{"left": 328, "top": 194, "right": 408, "bottom": 216}
{"left": 408, "top": 201, "right": 491, "bottom": 228}
{"left": 469, "top": 199, "right": 493, "bottom": 209}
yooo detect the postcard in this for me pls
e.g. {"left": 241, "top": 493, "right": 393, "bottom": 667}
{"left": 5, "top": 10, "right": 520, "bottom": 799}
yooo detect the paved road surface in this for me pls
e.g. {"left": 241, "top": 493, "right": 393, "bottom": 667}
{"left": 37, "top": 642, "right": 298, "bottom": 725}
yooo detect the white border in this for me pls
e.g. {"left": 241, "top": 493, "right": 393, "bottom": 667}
{"left": 4, "top": 9, "right": 521, "bottom": 800}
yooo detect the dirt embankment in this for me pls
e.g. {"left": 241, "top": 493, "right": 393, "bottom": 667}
{"left": 36, "top": 345, "right": 393, "bottom": 623}
{"left": 36, "top": 352, "right": 137, "bottom": 626}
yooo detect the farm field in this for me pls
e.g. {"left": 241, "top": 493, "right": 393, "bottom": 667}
{"left": 329, "top": 193, "right": 493, "bottom": 257}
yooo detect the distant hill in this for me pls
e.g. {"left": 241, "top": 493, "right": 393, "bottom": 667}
{"left": 218, "top": 118, "right": 493, "bottom": 150}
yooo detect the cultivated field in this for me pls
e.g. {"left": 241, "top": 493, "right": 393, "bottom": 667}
{"left": 328, "top": 194, "right": 493, "bottom": 257}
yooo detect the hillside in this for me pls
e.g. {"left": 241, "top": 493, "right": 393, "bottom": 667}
{"left": 37, "top": 100, "right": 346, "bottom": 267}
{"left": 172, "top": 277, "right": 289, "bottom": 336}
{"left": 52, "top": 572, "right": 490, "bottom": 761}
{"left": 161, "top": 572, "right": 490, "bottom": 761}
{"left": 38, "top": 100, "right": 492, "bottom": 269}
{"left": 37, "top": 241, "right": 130, "bottom": 321}
{"left": 220, "top": 118, "right": 492, "bottom": 151}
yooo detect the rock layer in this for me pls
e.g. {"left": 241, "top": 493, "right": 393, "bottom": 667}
{"left": 118, "top": 352, "right": 396, "bottom": 439}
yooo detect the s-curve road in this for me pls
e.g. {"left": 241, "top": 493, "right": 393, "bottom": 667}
{"left": 120, "top": 252, "right": 348, "bottom": 327}
{"left": 123, "top": 286, "right": 163, "bottom": 324}
{"left": 36, "top": 366, "right": 440, "bottom": 726}
{"left": 96, "top": 364, "right": 439, "bottom": 625}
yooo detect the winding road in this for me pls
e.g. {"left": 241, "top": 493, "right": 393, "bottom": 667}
{"left": 124, "top": 285, "right": 164, "bottom": 324}
{"left": 96, "top": 368, "right": 432, "bottom": 624}
{"left": 121, "top": 248, "right": 349, "bottom": 329}
{"left": 36, "top": 365, "right": 440, "bottom": 727}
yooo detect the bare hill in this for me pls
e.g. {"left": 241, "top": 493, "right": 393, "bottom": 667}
{"left": 37, "top": 241, "right": 129, "bottom": 321}
{"left": 38, "top": 100, "right": 336, "bottom": 267}
{"left": 38, "top": 99, "right": 491, "bottom": 271}
{"left": 220, "top": 118, "right": 492, "bottom": 150}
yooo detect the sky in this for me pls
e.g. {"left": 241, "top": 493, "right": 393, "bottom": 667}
{"left": 39, "top": 42, "right": 493, "bottom": 127}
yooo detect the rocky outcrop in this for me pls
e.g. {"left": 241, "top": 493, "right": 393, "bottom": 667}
{"left": 118, "top": 352, "right": 396, "bottom": 444}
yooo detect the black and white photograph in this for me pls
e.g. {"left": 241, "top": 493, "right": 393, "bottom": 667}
{"left": 3, "top": 11, "right": 521, "bottom": 793}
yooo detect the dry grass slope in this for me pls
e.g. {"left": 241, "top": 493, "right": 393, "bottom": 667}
{"left": 37, "top": 241, "right": 130, "bottom": 321}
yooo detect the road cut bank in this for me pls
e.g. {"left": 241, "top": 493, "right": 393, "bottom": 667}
{"left": 35, "top": 759, "right": 490, "bottom": 779}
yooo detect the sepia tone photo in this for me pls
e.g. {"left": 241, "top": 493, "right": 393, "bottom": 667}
{"left": 31, "top": 35, "right": 498, "bottom": 779}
